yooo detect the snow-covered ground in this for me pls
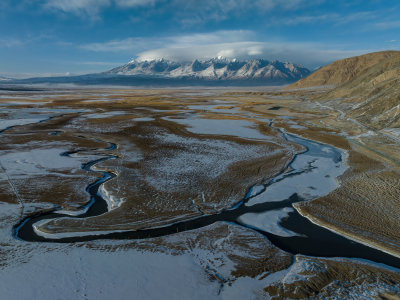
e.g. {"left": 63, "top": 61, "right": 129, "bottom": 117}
{"left": 0, "top": 147, "right": 83, "bottom": 178}
{"left": 0, "top": 198, "right": 286, "bottom": 300}
{"left": 0, "top": 245, "right": 223, "bottom": 300}
{"left": 382, "top": 127, "right": 400, "bottom": 138}
{"left": 145, "top": 132, "right": 280, "bottom": 192}
{"left": 1, "top": 238, "right": 397, "bottom": 300}
{"left": 0, "top": 107, "right": 92, "bottom": 132}
{"left": 132, "top": 117, "right": 154, "bottom": 122}
{"left": 85, "top": 111, "right": 128, "bottom": 119}
{"left": 1, "top": 95, "right": 398, "bottom": 299}
{"left": 187, "top": 104, "right": 239, "bottom": 114}
{"left": 0, "top": 118, "right": 47, "bottom": 131}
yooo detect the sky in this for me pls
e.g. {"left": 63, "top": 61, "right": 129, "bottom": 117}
{"left": 0, "top": 0, "right": 399, "bottom": 77}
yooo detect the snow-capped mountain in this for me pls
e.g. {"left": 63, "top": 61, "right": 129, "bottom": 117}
{"left": 5, "top": 58, "right": 311, "bottom": 87}
{"left": 105, "top": 58, "right": 311, "bottom": 82}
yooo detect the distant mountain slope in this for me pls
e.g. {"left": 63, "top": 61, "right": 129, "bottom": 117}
{"left": 288, "top": 51, "right": 400, "bottom": 89}
{"left": 105, "top": 58, "right": 311, "bottom": 83}
{"left": 327, "top": 52, "right": 400, "bottom": 129}
{"left": 288, "top": 51, "right": 400, "bottom": 130}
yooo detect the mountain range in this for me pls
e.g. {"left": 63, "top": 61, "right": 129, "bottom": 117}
{"left": 0, "top": 58, "right": 311, "bottom": 86}
{"left": 105, "top": 58, "right": 311, "bottom": 82}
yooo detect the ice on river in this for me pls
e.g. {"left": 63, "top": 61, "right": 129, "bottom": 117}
{"left": 238, "top": 207, "right": 299, "bottom": 237}
{"left": 0, "top": 118, "right": 46, "bottom": 131}
{"left": 246, "top": 133, "right": 348, "bottom": 206}
{"left": 165, "top": 117, "right": 272, "bottom": 141}
{"left": 0, "top": 107, "right": 92, "bottom": 131}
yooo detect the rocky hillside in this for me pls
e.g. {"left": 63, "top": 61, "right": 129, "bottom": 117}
{"left": 105, "top": 58, "right": 311, "bottom": 83}
{"left": 289, "top": 51, "right": 400, "bottom": 130}
{"left": 289, "top": 51, "right": 399, "bottom": 89}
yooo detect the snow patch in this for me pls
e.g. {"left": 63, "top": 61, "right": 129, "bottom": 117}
{"left": 0, "top": 148, "right": 83, "bottom": 178}
{"left": 238, "top": 207, "right": 300, "bottom": 237}
{"left": 86, "top": 111, "right": 128, "bottom": 119}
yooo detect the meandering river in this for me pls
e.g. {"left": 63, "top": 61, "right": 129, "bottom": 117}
{"left": 7, "top": 117, "right": 400, "bottom": 269}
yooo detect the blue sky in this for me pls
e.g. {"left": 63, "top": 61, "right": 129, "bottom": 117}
{"left": 0, "top": 0, "right": 399, "bottom": 77}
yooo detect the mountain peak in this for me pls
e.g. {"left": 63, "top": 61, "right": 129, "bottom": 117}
{"left": 107, "top": 58, "right": 311, "bottom": 83}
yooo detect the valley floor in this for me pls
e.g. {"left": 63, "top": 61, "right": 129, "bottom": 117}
{"left": 0, "top": 86, "right": 399, "bottom": 299}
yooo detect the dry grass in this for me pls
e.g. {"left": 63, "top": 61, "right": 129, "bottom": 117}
{"left": 266, "top": 255, "right": 400, "bottom": 299}
{"left": 38, "top": 114, "right": 296, "bottom": 233}
{"left": 288, "top": 50, "right": 400, "bottom": 89}
{"left": 2, "top": 87, "right": 400, "bottom": 297}
{"left": 295, "top": 149, "right": 400, "bottom": 256}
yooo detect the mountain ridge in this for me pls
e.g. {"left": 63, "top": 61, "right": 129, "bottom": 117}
{"left": 105, "top": 58, "right": 311, "bottom": 83}
{"left": 287, "top": 50, "right": 400, "bottom": 130}
{"left": 288, "top": 51, "right": 400, "bottom": 89}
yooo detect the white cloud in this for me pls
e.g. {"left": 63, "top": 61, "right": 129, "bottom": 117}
{"left": 80, "top": 30, "right": 370, "bottom": 68}
{"left": 169, "top": 0, "right": 308, "bottom": 24}
{"left": 45, "top": 0, "right": 110, "bottom": 17}
{"left": 0, "top": 34, "right": 53, "bottom": 48}
{"left": 272, "top": 11, "right": 376, "bottom": 27}
{"left": 136, "top": 42, "right": 264, "bottom": 61}
{"left": 0, "top": 38, "right": 25, "bottom": 48}
{"left": 114, "top": 0, "right": 157, "bottom": 7}
{"left": 80, "top": 61, "right": 126, "bottom": 66}
{"left": 136, "top": 41, "right": 366, "bottom": 68}
{"left": 373, "top": 20, "right": 400, "bottom": 30}
{"left": 44, "top": 0, "right": 157, "bottom": 17}
{"left": 81, "top": 37, "right": 163, "bottom": 52}
{"left": 80, "top": 30, "right": 255, "bottom": 52}
{"left": 278, "top": 14, "right": 336, "bottom": 26}
{"left": 43, "top": 0, "right": 310, "bottom": 20}
{"left": 169, "top": 30, "right": 256, "bottom": 46}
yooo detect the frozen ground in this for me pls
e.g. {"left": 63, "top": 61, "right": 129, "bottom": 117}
{"left": 145, "top": 132, "right": 281, "bottom": 192}
{"left": 1, "top": 90, "right": 399, "bottom": 299}
{"left": 85, "top": 111, "right": 128, "bottom": 119}
{"left": 0, "top": 118, "right": 47, "bottom": 131}
{"left": 0, "top": 147, "right": 83, "bottom": 178}
{"left": 0, "top": 245, "right": 222, "bottom": 300}
{"left": 0, "top": 239, "right": 397, "bottom": 300}
{"left": 187, "top": 104, "right": 239, "bottom": 114}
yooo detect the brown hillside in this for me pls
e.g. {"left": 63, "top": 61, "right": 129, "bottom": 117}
{"left": 325, "top": 51, "right": 400, "bottom": 129}
{"left": 288, "top": 51, "right": 400, "bottom": 89}
{"left": 286, "top": 51, "right": 400, "bottom": 130}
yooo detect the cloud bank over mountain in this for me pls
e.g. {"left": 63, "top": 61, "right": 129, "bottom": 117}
{"left": 82, "top": 30, "right": 367, "bottom": 69}
{"left": 135, "top": 42, "right": 364, "bottom": 69}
